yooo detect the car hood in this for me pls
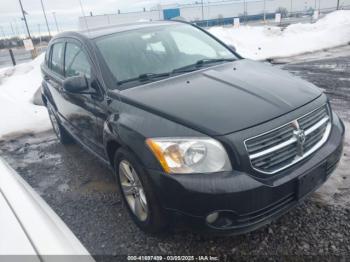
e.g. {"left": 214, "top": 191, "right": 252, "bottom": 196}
{"left": 119, "top": 59, "right": 322, "bottom": 136}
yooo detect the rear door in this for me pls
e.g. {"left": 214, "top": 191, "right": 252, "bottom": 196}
{"left": 42, "top": 40, "right": 66, "bottom": 124}
{"left": 44, "top": 38, "right": 101, "bottom": 153}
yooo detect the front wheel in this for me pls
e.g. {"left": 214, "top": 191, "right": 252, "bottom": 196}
{"left": 47, "top": 102, "right": 74, "bottom": 145}
{"left": 114, "top": 148, "right": 167, "bottom": 233}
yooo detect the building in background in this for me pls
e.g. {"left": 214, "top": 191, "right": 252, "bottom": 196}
{"left": 78, "top": 0, "right": 350, "bottom": 30}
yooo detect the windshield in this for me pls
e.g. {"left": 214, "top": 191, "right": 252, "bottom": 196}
{"left": 95, "top": 24, "right": 237, "bottom": 88}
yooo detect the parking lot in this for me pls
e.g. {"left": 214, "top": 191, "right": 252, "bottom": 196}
{"left": 0, "top": 47, "right": 349, "bottom": 258}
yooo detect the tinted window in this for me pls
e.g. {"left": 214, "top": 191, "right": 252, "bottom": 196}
{"left": 50, "top": 42, "right": 64, "bottom": 75}
{"left": 65, "top": 43, "right": 91, "bottom": 78}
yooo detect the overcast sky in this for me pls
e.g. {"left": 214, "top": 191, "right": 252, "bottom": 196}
{"left": 0, "top": 0, "right": 194, "bottom": 37}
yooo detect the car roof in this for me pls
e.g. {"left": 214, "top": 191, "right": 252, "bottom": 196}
{"left": 54, "top": 20, "right": 182, "bottom": 41}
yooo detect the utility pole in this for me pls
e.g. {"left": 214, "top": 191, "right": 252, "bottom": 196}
{"left": 52, "top": 12, "right": 59, "bottom": 32}
{"left": 263, "top": 0, "right": 266, "bottom": 23}
{"left": 10, "top": 22, "right": 15, "bottom": 37}
{"left": 201, "top": 0, "right": 204, "bottom": 20}
{"left": 19, "top": 0, "right": 37, "bottom": 58}
{"left": 40, "top": 0, "right": 51, "bottom": 37}
{"left": 318, "top": 0, "right": 321, "bottom": 11}
{"left": 337, "top": 0, "right": 340, "bottom": 9}
{"left": 38, "top": 24, "right": 42, "bottom": 47}
{"left": 244, "top": 0, "right": 247, "bottom": 24}
{"left": 157, "top": 4, "right": 161, "bottom": 20}
{"left": 0, "top": 26, "right": 5, "bottom": 38}
{"left": 290, "top": 0, "right": 293, "bottom": 16}
{"left": 13, "top": 19, "right": 19, "bottom": 36}
{"left": 18, "top": 0, "right": 32, "bottom": 39}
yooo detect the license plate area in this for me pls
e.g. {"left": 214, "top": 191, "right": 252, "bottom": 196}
{"left": 297, "top": 164, "right": 326, "bottom": 199}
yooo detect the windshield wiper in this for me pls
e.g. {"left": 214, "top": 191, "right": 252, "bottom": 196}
{"left": 117, "top": 58, "right": 236, "bottom": 86}
{"left": 117, "top": 72, "right": 171, "bottom": 85}
{"left": 172, "top": 58, "right": 236, "bottom": 74}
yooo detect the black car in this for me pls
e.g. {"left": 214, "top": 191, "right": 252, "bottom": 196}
{"left": 41, "top": 21, "right": 345, "bottom": 234}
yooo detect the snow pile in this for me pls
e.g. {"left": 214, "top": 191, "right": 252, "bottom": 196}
{"left": 313, "top": 121, "right": 350, "bottom": 207}
{"left": 209, "top": 10, "right": 350, "bottom": 60}
{"left": 0, "top": 54, "right": 51, "bottom": 139}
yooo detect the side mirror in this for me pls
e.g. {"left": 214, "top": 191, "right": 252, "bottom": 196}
{"left": 63, "top": 76, "right": 88, "bottom": 93}
{"left": 228, "top": 45, "right": 237, "bottom": 52}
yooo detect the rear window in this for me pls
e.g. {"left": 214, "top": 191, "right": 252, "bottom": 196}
{"left": 50, "top": 42, "right": 65, "bottom": 75}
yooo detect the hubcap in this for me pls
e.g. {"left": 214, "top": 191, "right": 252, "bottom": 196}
{"left": 48, "top": 105, "right": 61, "bottom": 139}
{"left": 119, "top": 160, "right": 148, "bottom": 221}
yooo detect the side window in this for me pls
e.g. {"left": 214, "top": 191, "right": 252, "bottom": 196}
{"left": 50, "top": 42, "right": 65, "bottom": 75}
{"left": 64, "top": 43, "right": 91, "bottom": 79}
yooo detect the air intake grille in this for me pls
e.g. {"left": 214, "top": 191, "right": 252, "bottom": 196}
{"left": 245, "top": 105, "right": 331, "bottom": 174}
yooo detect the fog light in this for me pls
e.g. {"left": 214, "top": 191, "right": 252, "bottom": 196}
{"left": 206, "top": 212, "right": 219, "bottom": 224}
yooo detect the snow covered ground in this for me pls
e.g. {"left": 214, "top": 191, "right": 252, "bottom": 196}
{"left": 0, "top": 10, "right": 350, "bottom": 139}
{"left": 209, "top": 10, "right": 350, "bottom": 60}
{"left": 0, "top": 54, "right": 51, "bottom": 139}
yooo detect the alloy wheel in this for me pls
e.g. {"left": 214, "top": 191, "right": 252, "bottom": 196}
{"left": 119, "top": 160, "right": 149, "bottom": 221}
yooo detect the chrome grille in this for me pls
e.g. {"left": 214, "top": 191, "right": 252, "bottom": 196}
{"left": 245, "top": 105, "right": 331, "bottom": 174}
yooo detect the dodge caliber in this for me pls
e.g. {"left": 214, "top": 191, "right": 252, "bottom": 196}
{"left": 41, "top": 21, "right": 345, "bottom": 234}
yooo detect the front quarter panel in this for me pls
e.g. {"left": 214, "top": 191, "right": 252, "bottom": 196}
{"left": 103, "top": 97, "right": 206, "bottom": 170}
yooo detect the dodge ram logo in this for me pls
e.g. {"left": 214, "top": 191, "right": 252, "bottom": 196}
{"left": 297, "top": 130, "right": 306, "bottom": 145}
{"left": 292, "top": 120, "right": 306, "bottom": 156}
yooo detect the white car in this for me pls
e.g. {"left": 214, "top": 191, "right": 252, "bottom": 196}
{"left": 0, "top": 157, "right": 95, "bottom": 262}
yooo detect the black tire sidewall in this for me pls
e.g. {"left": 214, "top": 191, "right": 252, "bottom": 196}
{"left": 47, "top": 102, "right": 73, "bottom": 145}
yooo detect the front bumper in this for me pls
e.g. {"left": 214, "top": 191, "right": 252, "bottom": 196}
{"left": 146, "top": 114, "right": 345, "bottom": 235}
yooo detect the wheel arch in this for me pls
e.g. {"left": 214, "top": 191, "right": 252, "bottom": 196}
{"left": 106, "top": 139, "right": 121, "bottom": 167}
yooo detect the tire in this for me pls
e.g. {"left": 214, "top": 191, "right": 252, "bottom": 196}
{"left": 47, "top": 102, "right": 74, "bottom": 145}
{"left": 114, "top": 148, "right": 167, "bottom": 233}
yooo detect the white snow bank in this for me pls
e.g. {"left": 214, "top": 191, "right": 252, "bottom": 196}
{"left": 208, "top": 10, "right": 350, "bottom": 60}
{"left": 313, "top": 121, "right": 350, "bottom": 207}
{"left": 0, "top": 54, "right": 51, "bottom": 139}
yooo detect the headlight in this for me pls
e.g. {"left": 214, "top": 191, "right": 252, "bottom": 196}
{"left": 146, "top": 138, "right": 232, "bottom": 174}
